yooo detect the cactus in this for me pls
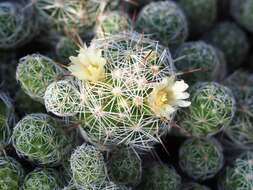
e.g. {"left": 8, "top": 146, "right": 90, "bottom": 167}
{"left": 12, "top": 113, "right": 72, "bottom": 165}
{"left": 135, "top": 1, "right": 188, "bottom": 49}
{"left": 231, "top": 0, "right": 253, "bottom": 32}
{"left": 218, "top": 152, "right": 253, "bottom": 190}
{"left": 179, "top": 138, "right": 224, "bottom": 181}
{"left": 138, "top": 164, "right": 181, "bottom": 190}
{"left": 16, "top": 54, "right": 64, "bottom": 103}
{"left": 179, "top": 82, "right": 236, "bottom": 137}
{"left": 103, "top": 182, "right": 131, "bottom": 190}
{"left": 45, "top": 32, "right": 191, "bottom": 150}
{"left": 174, "top": 41, "right": 224, "bottom": 84}
{"left": 203, "top": 22, "right": 249, "bottom": 69}
{"left": 0, "top": 156, "right": 24, "bottom": 190}
{"left": 70, "top": 143, "right": 107, "bottom": 189}
{"left": 0, "top": 1, "right": 38, "bottom": 49}
{"left": 181, "top": 183, "right": 211, "bottom": 190}
{"left": 0, "top": 92, "right": 15, "bottom": 148}
{"left": 23, "top": 168, "right": 62, "bottom": 190}
{"left": 107, "top": 147, "right": 142, "bottom": 186}
{"left": 178, "top": 0, "right": 217, "bottom": 35}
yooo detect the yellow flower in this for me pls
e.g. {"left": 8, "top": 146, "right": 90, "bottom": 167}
{"left": 68, "top": 46, "right": 106, "bottom": 82}
{"left": 148, "top": 77, "right": 191, "bottom": 119}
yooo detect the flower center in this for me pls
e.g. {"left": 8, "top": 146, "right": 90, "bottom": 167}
{"left": 156, "top": 88, "right": 175, "bottom": 106}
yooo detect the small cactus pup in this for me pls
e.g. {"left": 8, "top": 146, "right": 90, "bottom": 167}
{"left": 0, "top": 92, "right": 15, "bottom": 149}
{"left": 135, "top": 1, "right": 188, "bottom": 49}
{"left": 96, "top": 11, "right": 131, "bottom": 37}
{"left": 231, "top": 0, "right": 253, "bottom": 32}
{"left": 179, "top": 82, "right": 236, "bottom": 137}
{"left": 178, "top": 0, "right": 217, "bottom": 36}
{"left": 181, "top": 182, "right": 211, "bottom": 190}
{"left": 0, "top": 156, "right": 25, "bottom": 190}
{"left": 218, "top": 152, "right": 253, "bottom": 190}
{"left": 174, "top": 41, "right": 225, "bottom": 84}
{"left": 107, "top": 147, "right": 142, "bottom": 186}
{"left": 44, "top": 32, "right": 191, "bottom": 150}
{"left": 16, "top": 54, "right": 64, "bottom": 103}
{"left": 12, "top": 113, "right": 72, "bottom": 166}
{"left": 0, "top": 0, "right": 38, "bottom": 49}
{"left": 138, "top": 164, "right": 181, "bottom": 190}
{"left": 70, "top": 143, "right": 107, "bottom": 189}
{"left": 179, "top": 138, "right": 224, "bottom": 181}
{"left": 34, "top": 0, "right": 101, "bottom": 34}
{"left": 23, "top": 168, "right": 62, "bottom": 190}
{"left": 203, "top": 22, "right": 249, "bottom": 70}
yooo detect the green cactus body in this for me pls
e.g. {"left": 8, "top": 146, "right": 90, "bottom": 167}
{"left": 107, "top": 147, "right": 142, "bottom": 186}
{"left": 0, "top": 92, "right": 15, "bottom": 148}
{"left": 23, "top": 168, "right": 62, "bottom": 190}
{"left": 0, "top": 156, "right": 24, "bottom": 190}
{"left": 181, "top": 183, "right": 211, "bottom": 190}
{"left": 174, "top": 41, "right": 223, "bottom": 84}
{"left": 135, "top": 1, "right": 188, "bottom": 49}
{"left": 179, "top": 82, "right": 236, "bottom": 137}
{"left": 0, "top": 1, "right": 38, "bottom": 49}
{"left": 231, "top": 0, "right": 253, "bottom": 32}
{"left": 179, "top": 138, "right": 224, "bottom": 181}
{"left": 16, "top": 54, "right": 64, "bottom": 103}
{"left": 70, "top": 143, "right": 107, "bottom": 189}
{"left": 218, "top": 152, "right": 253, "bottom": 190}
{"left": 178, "top": 0, "right": 217, "bottom": 35}
{"left": 12, "top": 113, "right": 71, "bottom": 165}
{"left": 139, "top": 164, "right": 181, "bottom": 190}
{"left": 203, "top": 22, "right": 249, "bottom": 69}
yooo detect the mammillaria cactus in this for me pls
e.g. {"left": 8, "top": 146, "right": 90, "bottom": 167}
{"left": 0, "top": 156, "right": 24, "bottom": 190}
{"left": 181, "top": 183, "right": 211, "bottom": 190}
{"left": 70, "top": 143, "right": 107, "bottom": 189}
{"left": 0, "top": 0, "right": 38, "bottom": 49}
{"left": 179, "top": 138, "right": 224, "bottom": 181}
{"left": 16, "top": 54, "right": 64, "bottom": 103}
{"left": 23, "top": 168, "right": 62, "bottom": 190}
{"left": 178, "top": 0, "right": 217, "bottom": 35}
{"left": 174, "top": 41, "right": 224, "bottom": 84}
{"left": 138, "top": 164, "right": 181, "bottom": 190}
{"left": 231, "top": 0, "right": 253, "bottom": 33}
{"left": 135, "top": 1, "right": 188, "bottom": 49}
{"left": 12, "top": 113, "right": 72, "bottom": 165}
{"left": 203, "top": 22, "right": 249, "bottom": 69}
{"left": 44, "top": 32, "right": 191, "bottom": 150}
{"left": 0, "top": 92, "right": 15, "bottom": 148}
{"left": 107, "top": 147, "right": 142, "bottom": 186}
{"left": 218, "top": 152, "right": 253, "bottom": 190}
{"left": 179, "top": 82, "right": 236, "bottom": 137}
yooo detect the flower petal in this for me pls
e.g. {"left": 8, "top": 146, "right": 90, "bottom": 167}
{"left": 172, "top": 80, "right": 189, "bottom": 92}
{"left": 176, "top": 100, "right": 191, "bottom": 107}
{"left": 175, "top": 92, "right": 190, "bottom": 100}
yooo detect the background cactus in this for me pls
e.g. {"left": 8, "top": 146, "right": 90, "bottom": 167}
{"left": 180, "top": 183, "right": 211, "bottom": 190}
{"left": 0, "top": 156, "right": 24, "bottom": 190}
{"left": 135, "top": 1, "right": 188, "bottom": 49}
{"left": 23, "top": 168, "right": 62, "bottom": 190}
{"left": 179, "top": 138, "right": 224, "bottom": 181}
{"left": 12, "top": 113, "right": 72, "bottom": 165}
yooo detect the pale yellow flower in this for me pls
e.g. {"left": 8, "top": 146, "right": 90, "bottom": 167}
{"left": 148, "top": 77, "right": 191, "bottom": 119}
{"left": 68, "top": 46, "right": 106, "bottom": 82}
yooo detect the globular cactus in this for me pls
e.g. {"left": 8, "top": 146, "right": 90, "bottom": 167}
{"left": 70, "top": 143, "right": 107, "bottom": 189}
{"left": 12, "top": 113, "right": 72, "bottom": 165}
{"left": 174, "top": 41, "right": 225, "bottom": 84}
{"left": 135, "top": 1, "right": 188, "bottom": 49}
{"left": 138, "top": 164, "right": 181, "bottom": 190}
{"left": 179, "top": 82, "right": 236, "bottom": 137}
{"left": 178, "top": 0, "right": 217, "bottom": 35}
{"left": 203, "top": 22, "right": 249, "bottom": 69}
{"left": 103, "top": 182, "right": 131, "bottom": 190}
{"left": 179, "top": 138, "right": 224, "bottom": 181}
{"left": 0, "top": 1, "right": 38, "bottom": 49}
{"left": 44, "top": 32, "right": 191, "bottom": 150}
{"left": 23, "top": 168, "right": 62, "bottom": 190}
{"left": 0, "top": 92, "right": 15, "bottom": 148}
{"left": 231, "top": 0, "right": 253, "bottom": 32}
{"left": 0, "top": 156, "right": 24, "bottom": 190}
{"left": 218, "top": 152, "right": 253, "bottom": 190}
{"left": 107, "top": 147, "right": 142, "bottom": 186}
{"left": 181, "top": 183, "right": 211, "bottom": 190}
{"left": 16, "top": 54, "right": 64, "bottom": 103}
